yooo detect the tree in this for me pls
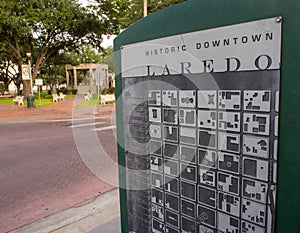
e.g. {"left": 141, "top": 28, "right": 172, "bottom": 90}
{"left": 0, "top": 59, "right": 19, "bottom": 92}
{"left": 40, "top": 45, "right": 103, "bottom": 92}
{"left": 0, "top": 0, "right": 109, "bottom": 96}
{"left": 0, "top": 43, "right": 20, "bottom": 93}
{"left": 91, "top": 0, "right": 187, "bottom": 34}
{"left": 39, "top": 54, "right": 66, "bottom": 93}
{"left": 64, "top": 45, "right": 103, "bottom": 64}
{"left": 101, "top": 46, "right": 114, "bottom": 72}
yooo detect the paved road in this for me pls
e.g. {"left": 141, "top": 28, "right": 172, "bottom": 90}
{"left": 0, "top": 116, "right": 118, "bottom": 233}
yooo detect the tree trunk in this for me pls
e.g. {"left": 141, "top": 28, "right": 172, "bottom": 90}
{"left": 23, "top": 80, "right": 31, "bottom": 97}
{"left": 16, "top": 84, "right": 20, "bottom": 95}
{"left": 49, "top": 84, "right": 54, "bottom": 94}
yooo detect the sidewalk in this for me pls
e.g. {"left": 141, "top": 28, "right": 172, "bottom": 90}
{"left": 0, "top": 96, "right": 115, "bottom": 123}
{"left": 9, "top": 189, "right": 121, "bottom": 233}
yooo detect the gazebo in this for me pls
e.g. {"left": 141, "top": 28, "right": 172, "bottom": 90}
{"left": 65, "top": 63, "right": 109, "bottom": 91}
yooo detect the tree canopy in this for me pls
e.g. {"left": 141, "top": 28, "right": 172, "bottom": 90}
{"left": 39, "top": 44, "right": 105, "bottom": 91}
{"left": 0, "top": 44, "right": 19, "bottom": 91}
{"left": 92, "top": 0, "right": 187, "bottom": 34}
{"left": 0, "top": 0, "right": 109, "bottom": 95}
{"left": 0, "top": 0, "right": 187, "bottom": 96}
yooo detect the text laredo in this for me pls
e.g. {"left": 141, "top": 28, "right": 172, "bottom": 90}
{"left": 146, "top": 55, "right": 275, "bottom": 76}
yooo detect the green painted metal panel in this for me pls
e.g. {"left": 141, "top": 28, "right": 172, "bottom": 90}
{"left": 115, "top": 0, "right": 300, "bottom": 232}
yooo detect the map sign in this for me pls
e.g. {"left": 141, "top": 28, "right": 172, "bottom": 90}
{"left": 121, "top": 17, "right": 281, "bottom": 233}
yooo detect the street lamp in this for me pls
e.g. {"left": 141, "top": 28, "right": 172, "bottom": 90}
{"left": 26, "top": 52, "right": 33, "bottom": 95}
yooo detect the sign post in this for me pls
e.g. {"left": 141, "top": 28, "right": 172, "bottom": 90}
{"left": 35, "top": 79, "right": 43, "bottom": 107}
{"left": 114, "top": 1, "right": 300, "bottom": 233}
{"left": 93, "top": 68, "right": 101, "bottom": 114}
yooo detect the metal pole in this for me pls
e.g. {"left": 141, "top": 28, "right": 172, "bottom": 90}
{"left": 97, "top": 83, "right": 100, "bottom": 114}
{"left": 144, "top": 0, "right": 147, "bottom": 17}
{"left": 39, "top": 85, "right": 41, "bottom": 106}
{"left": 26, "top": 53, "right": 33, "bottom": 96}
{"left": 28, "top": 59, "right": 33, "bottom": 95}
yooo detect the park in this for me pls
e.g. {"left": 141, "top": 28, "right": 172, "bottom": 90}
{"left": 1, "top": 0, "right": 300, "bottom": 233}
{"left": 0, "top": 1, "right": 187, "bottom": 232}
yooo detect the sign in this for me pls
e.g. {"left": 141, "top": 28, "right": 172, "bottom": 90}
{"left": 22, "top": 64, "right": 30, "bottom": 80}
{"left": 94, "top": 68, "right": 106, "bottom": 87}
{"left": 120, "top": 17, "right": 281, "bottom": 233}
{"left": 35, "top": 79, "right": 43, "bottom": 86}
{"left": 121, "top": 18, "right": 281, "bottom": 77}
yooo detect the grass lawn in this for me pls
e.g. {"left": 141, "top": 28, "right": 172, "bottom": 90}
{"left": 0, "top": 94, "right": 75, "bottom": 108}
{"left": 0, "top": 98, "right": 14, "bottom": 105}
{"left": 33, "top": 98, "right": 54, "bottom": 107}
{"left": 75, "top": 95, "right": 115, "bottom": 107}
{"left": 76, "top": 95, "right": 100, "bottom": 107}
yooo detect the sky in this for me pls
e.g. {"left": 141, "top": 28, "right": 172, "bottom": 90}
{"left": 101, "top": 35, "right": 117, "bottom": 48}
{"left": 78, "top": 0, "right": 117, "bottom": 48}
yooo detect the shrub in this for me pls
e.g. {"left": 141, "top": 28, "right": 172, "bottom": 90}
{"left": 101, "top": 87, "right": 115, "bottom": 95}
{"left": 40, "top": 92, "right": 52, "bottom": 99}
{"left": 0, "top": 83, "right": 5, "bottom": 94}
{"left": 68, "top": 89, "right": 77, "bottom": 95}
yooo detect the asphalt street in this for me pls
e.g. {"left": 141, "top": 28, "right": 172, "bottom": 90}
{"left": 0, "top": 116, "right": 118, "bottom": 233}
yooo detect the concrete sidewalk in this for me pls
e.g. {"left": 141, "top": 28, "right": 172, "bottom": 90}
{"left": 9, "top": 189, "right": 121, "bottom": 233}
{"left": 0, "top": 96, "right": 115, "bottom": 123}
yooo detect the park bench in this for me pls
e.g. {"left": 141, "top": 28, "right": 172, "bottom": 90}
{"left": 52, "top": 94, "right": 59, "bottom": 102}
{"left": 100, "top": 94, "right": 115, "bottom": 105}
{"left": 13, "top": 96, "right": 24, "bottom": 105}
{"left": 84, "top": 93, "right": 92, "bottom": 101}
{"left": 59, "top": 92, "right": 66, "bottom": 101}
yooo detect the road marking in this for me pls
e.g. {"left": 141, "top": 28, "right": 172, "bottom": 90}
{"left": 93, "top": 125, "right": 116, "bottom": 131}
{"left": 69, "top": 122, "right": 106, "bottom": 128}
{"left": 0, "top": 116, "right": 113, "bottom": 125}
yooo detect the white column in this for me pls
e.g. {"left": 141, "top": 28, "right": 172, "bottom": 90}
{"left": 73, "top": 68, "right": 77, "bottom": 89}
{"left": 66, "top": 69, "right": 69, "bottom": 87}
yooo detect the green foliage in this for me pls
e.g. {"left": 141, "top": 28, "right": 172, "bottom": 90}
{"left": 0, "top": 96, "right": 50, "bottom": 107}
{"left": 101, "top": 87, "right": 115, "bottom": 95}
{"left": 91, "top": 0, "right": 188, "bottom": 34}
{"left": 77, "top": 45, "right": 103, "bottom": 63}
{"left": 0, "top": 0, "right": 186, "bottom": 97}
{"left": 39, "top": 52, "right": 66, "bottom": 90}
{"left": 101, "top": 46, "right": 114, "bottom": 71}
{"left": 0, "top": 0, "right": 109, "bottom": 96}
{"left": 58, "top": 89, "right": 77, "bottom": 95}
{"left": 36, "top": 92, "right": 52, "bottom": 99}
{"left": 0, "top": 97, "right": 14, "bottom": 104}
{"left": 76, "top": 94, "right": 99, "bottom": 107}
{"left": 63, "top": 45, "right": 102, "bottom": 65}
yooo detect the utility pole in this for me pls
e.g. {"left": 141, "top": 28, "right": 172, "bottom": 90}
{"left": 144, "top": 0, "right": 147, "bottom": 17}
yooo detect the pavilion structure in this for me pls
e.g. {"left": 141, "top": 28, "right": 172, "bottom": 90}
{"left": 65, "top": 63, "right": 109, "bottom": 90}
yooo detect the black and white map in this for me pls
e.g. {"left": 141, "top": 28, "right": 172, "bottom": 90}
{"left": 121, "top": 17, "right": 281, "bottom": 233}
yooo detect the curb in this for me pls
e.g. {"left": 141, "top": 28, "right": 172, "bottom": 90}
{"left": 9, "top": 189, "right": 120, "bottom": 233}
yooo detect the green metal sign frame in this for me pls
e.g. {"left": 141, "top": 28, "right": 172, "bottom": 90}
{"left": 114, "top": 0, "right": 300, "bottom": 232}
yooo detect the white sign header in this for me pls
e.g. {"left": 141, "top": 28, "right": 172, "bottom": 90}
{"left": 121, "top": 17, "right": 282, "bottom": 77}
